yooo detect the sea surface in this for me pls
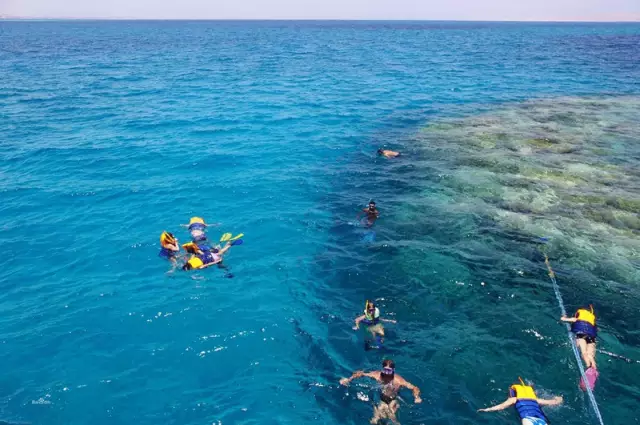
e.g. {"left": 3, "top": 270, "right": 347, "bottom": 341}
{"left": 1, "top": 20, "right": 639, "bottom": 425}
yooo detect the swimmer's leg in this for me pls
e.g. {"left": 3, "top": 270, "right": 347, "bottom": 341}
{"left": 388, "top": 400, "right": 400, "bottom": 425}
{"left": 576, "top": 338, "right": 590, "bottom": 367}
{"left": 370, "top": 404, "right": 383, "bottom": 424}
{"left": 167, "top": 257, "right": 178, "bottom": 274}
{"left": 217, "top": 262, "right": 234, "bottom": 278}
{"left": 370, "top": 324, "right": 385, "bottom": 344}
{"left": 586, "top": 342, "right": 597, "bottom": 369}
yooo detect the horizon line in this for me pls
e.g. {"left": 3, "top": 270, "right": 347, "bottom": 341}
{"left": 1, "top": 17, "right": 639, "bottom": 23}
{"left": 0, "top": 13, "right": 640, "bottom": 24}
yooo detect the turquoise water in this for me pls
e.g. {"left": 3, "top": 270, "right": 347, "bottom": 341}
{"left": 1, "top": 20, "right": 640, "bottom": 425}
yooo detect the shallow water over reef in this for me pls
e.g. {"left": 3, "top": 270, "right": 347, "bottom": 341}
{"left": 415, "top": 96, "right": 640, "bottom": 287}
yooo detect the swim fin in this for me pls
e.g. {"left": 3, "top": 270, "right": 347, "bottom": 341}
{"left": 230, "top": 233, "right": 244, "bottom": 241}
{"left": 579, "top": 367, "right": 599, "bottom": 391}
{"left": 364, "top": 338, "right": 381, "bottom": 351}
{"left": 231, "top": 239, "right": 244, "bottom": 246}
{"left": 220, "top": 233, "right": 232, "bottom": 242}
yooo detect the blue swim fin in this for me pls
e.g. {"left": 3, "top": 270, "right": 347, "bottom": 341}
{"left": 364, "top": 336, "right": 382, "bottom": 351}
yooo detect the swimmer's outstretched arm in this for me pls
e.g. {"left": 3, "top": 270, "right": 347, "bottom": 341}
{"left": 538, "top": 396, "right": 563, "bottom": 406}
{"left": 340, "top": 370, "right": 378, "bottom": 386}
{"left": 353, "top": 315, "right": 366, "bottom": 330}
{"left": 380, "top": 318, "right": 396, "bottom": 324}
{"left": 477, "top": 397, "right": 516, "bottom": 412}
{"left": 396, "top": 375, "right": 422, "bottom": 403}
{"left": 560, "top": 316, "right": 577, "bottom": 323}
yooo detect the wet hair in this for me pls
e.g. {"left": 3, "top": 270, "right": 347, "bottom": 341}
{"left": 366, "top": 301, "right": 376, "bottom": 311}
{"left": 369, "top": 200, "right": 376, "bottom": 206}
{"left": 382, "top": 359, "right": 395, "bottom": 369}
{"left": 377, "top": 148, "right": 384, "bottom": 155}
{"left": 182, "top": 262, "right": 192, "bottom": 271}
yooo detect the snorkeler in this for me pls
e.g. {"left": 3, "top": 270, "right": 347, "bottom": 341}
{"left": 353, "top": 300, "right": 396, "bottom": 349}
{"left": 182, "top": 241, "right": 232, "bottom": 271}
{"left": 181, "top": 217, "right": 215, "bottom": 242}
{"left": 478, "top": 378, "right": 563, "bottom": 425}
{"left": 340, "top": 359, "right": 421, "bottom": 425}
{"left": 362, "top": 200, "right": 380, "bottom": 227}
{"left": 159, "top": 231, "right": 180, "bottom": 261}
{"left": 560, "top": 305, "right": 598, "bottom": 370}
{"left": 377, "top": 148, "right": 401, "bottom": 158}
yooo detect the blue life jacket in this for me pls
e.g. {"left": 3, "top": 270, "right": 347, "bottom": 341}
{"left": 158, "top": 247, "right": 176, "bottom": 258}
{"left": 571, "top": 320, "right": 597, "bottom": 338}
{"left": 510, "top": 385, "right": 547, "bottom": 421}
{"left": 198, "top": 251, "right": 220, "bottom": 265}
{"left": 515, "top": 399, "right": 546, "bottom": 421}
{"left": 196, "top": 241, "right": 213, "bottom": 252}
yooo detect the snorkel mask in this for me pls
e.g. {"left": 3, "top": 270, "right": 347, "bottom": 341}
{"left": 381, "top": 366, "right": 395, "bottom": 382}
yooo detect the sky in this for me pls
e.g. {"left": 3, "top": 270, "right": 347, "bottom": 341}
{"left": 1, "top": 0, "right": 640, "bottom": 21}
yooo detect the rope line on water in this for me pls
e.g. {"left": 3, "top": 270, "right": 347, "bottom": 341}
{"left": 543, "top": 254, "right": 605, "bottom": 425}
{"left": 597, "top": 349, "right": 640, "bottom": 364}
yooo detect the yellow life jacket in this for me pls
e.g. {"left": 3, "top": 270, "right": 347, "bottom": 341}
{"left": 576, "top": 307, "right": 596, "bottom": 326}
{"left": 182, "top": 242, "right": 200, "bottom": 254}
{"left": 160, "top": 231, "right": 175, "bottom": 245}
{"left": 187, "top": 256, "right": 204, "bottom": 269}
{"left": 510, "top": 384, "right": 537, "bottom": 400}
{"left": 510, "top": 380, "right": 545, "bottom": 420}
{"left": 364, "top": 307, "right": 380, "bottom": 321}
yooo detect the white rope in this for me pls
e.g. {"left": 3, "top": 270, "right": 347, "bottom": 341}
{"left": 544, "top": 255, "right": 605, "bottom": 425}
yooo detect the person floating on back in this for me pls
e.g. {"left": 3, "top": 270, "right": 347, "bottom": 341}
{"left": 353, "top": 300, "right": 396, "bottom": 350}
{"left": 182, "top": 241, "right": 233, "bottom": 271}
{"left": 340, "top": 359, "right": 421, "bottom": 425}
{"left": 560, "top": 305, "right": 599, "bottom": 389}
{"left": 377, "top": 148, "right": 401, "bottom": 158}
{"left": 478, "top": 378, "right": 563, "bottom": 425}
{"left": 362, "top": 200, "right": 380, "bottom": 227}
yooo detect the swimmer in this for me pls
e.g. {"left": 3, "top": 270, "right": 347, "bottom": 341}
{"left": 353, "top": 300, "right": 396, "bottom": 348}
{"left": 377, "top": 148, "right": 401, "bottom": 158}
{"left": 181, "top": 217, "right": 217, "bottom": 242}
{"left": 159, "top": 231, "right": 180, "bottom": 261}
{"left": 182, "top": 241, "right": 232, "bottom": 271}
{"left": 340, "top": 359, "right": 421, "bottom": 425}
{"left": 362, "top": 200, "right": 380, "bottom": 227}
{"left": 560, "top": 305, "right": 598, "bottom": 370}
{"left": 478, "top": 378, "right": 563, "bottom": 425}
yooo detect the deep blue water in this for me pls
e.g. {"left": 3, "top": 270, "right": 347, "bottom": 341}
{"left": 1, "top": 20, "right": 639, "bottom": 425}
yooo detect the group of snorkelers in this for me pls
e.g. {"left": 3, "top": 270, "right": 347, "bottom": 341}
{"left": 159, "top": 217, "right": 242, "bottom": 274}
{"left": 343, "top": 296, "right": 600, "bottom": 424}
{"left": 343, "top": 297, "right": 600, "bottom": 424}
{"left": 340, "top": 149, "right": 602, "bottom": 425}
